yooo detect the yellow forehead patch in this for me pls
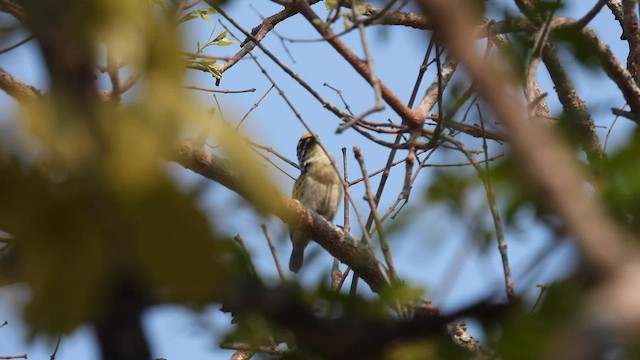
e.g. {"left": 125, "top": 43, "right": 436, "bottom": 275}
{"left": 300, "top": 133, "right": 313, "bottom": 140}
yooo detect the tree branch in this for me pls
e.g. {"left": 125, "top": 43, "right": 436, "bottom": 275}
{"left": 0, "top": 67, "right": 40, "bottom": 102}
{"left": 622, "top": 0, "right": 640, "bottom": 84}
{"left": 0, "top": 0, "right": 26, "bottom": 22}
{"left": 541, "top": 43, "right": 606, "bottom": 164}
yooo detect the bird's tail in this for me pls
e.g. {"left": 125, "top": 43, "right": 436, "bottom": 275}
{"left": 289, "top": 243, "right": 305, "bottom": 273}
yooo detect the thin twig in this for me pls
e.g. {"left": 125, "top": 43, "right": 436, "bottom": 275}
{"left": 530, "top": 283, "right": 550, "bottom": 313}
{"left": 49, "top": 334, "right": 62, "bottom": 360}
{"left": 353, "top": 148, "right": 398, "bottom": 283}
{"left": 604, "top": 103, "right": 626, "bottom": 151}
{"left": 571, "top": 0, "right": 607, "bottom": 28}
{"left": 339, "top": 146, "right": 359, "bottom": 294}
{"left": 349, "top": 269, "right": 359, "bottom": 296}
{"left": 524, "top": 3, "right": 556, "bottom": 120}
{"left": 330, "top": 148, "right": 351, "bottom": 292}
{"left": 0, "top": 34, "right": 33, "bottom": 55}
{"left": 248, "top": 141, "right": 299, "bottom": 170}
{"left": 251, "top": 147, "right": 296, "bottom": 181}
{"left": 117, "top": 71, "right": 142, "bottom": 95}
{"left": 324, "top": 83, "right": 354, "bottom": 115}
{"left": 425, "top": 45, "right": 446, "bottom": 149}
{"left": 412, "top": 39, "right": 438, "bottom": 112}
{"left": 477, "top": 105, "right": 515, "bottom": 303}
{"left": 183, "top": 85, "right": 256, "bottom": 94}
{"left": 422, "top": 154, "right": 504, "bottom": 168}
{"left": 105, "top": 43, "right": 121, "bottom": 104}
{"left": 261, "top": 224, "right": 286, "bottom": 281}
{"left": 611, "top": 106, "right": 640, "bottom": 122}
{"left": 213, "top": 94, "right": 225, "bottom": 123}
{"left": 237, "top": 85, "right": 274, "bottom": 129}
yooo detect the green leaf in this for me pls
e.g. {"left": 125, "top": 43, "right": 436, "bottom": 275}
{"left": 216, "top": 38, "right": 234, "bottom": 47}
{"left": 178, "top": 12, "right": 198, "bottom": 23}
{"left": 200, "top": 59, "right": 217, "bottom": 66}
{"left": 213, "top": 29, "right": 228, "bottom": 42}
{"left": 201, "top": 7, "right": 217, "bottom": 15}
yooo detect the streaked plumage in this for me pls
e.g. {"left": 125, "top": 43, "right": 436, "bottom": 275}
{"left": 289, "top": 133, "right": 343, "bottom": 273}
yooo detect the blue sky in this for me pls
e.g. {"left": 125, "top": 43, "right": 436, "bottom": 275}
{"left": 0, "top": 1, "right": 633, "bottom": 358}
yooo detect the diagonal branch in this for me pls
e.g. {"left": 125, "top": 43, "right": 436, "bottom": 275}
{"left": 541, "top": 43, "right": 606, "bottom": 164}
{"left": 0, "top": 67, "right": 40, "bottom": 102}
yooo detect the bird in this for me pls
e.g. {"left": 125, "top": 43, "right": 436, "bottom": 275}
{"left": 289, "top": 133, "right": 343, "bottom": 273}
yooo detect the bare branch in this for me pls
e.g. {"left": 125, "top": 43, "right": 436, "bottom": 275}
{"left": 261, "top": 224, "right": 286, "bottom": 281}
{"left": 573, "top": 0, "right": 607, "bottom": 29}
{"left": 353, "top": 147, "right": 397, "bottom": 284}
{"left": 0, "top": 67, "right": 40, "bottom": 102}
{"left": 622, "top": 0, "right": 640, "bottom": 84}
{"left": 581, "top": 27, "right": 640, "bottom": 120}
{"left": 542, "top": 44, "right": 606, "bottom": 163}
{"left": 0, "top": 0, "right": 26, "bottom": 22}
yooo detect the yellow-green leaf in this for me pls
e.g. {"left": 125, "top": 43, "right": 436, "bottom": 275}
{"left": 216, "top": 38, "right": 234, "bottom": 46}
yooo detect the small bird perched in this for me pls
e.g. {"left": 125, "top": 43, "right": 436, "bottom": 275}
{"left": 289, "top": 133, "right": 343, "bottom": 273}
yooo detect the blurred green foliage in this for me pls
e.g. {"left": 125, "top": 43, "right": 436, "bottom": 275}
{"left": 603, "top": 128, "right": 640, "bottom": 235}
{"left": 0, "top": 0, "right": 256, "bottom": 336}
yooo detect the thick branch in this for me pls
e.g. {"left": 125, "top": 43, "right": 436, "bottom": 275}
{"left": 541, "top": 44, "right": 606, "bottom": 163}
{"left": 582, "top": 26, "right": 640, "bottom": 121}
{"left": 0, "top": 67, "right": 40, "bottom": 102}
{"left": 220, "top": 283, "right": 491, "bottom": 359}
{"left": 348, "top": 1, "right": 432, "bottom": 29}
{"left": 622, "top": 0, "right": 640, "bottom": 84}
